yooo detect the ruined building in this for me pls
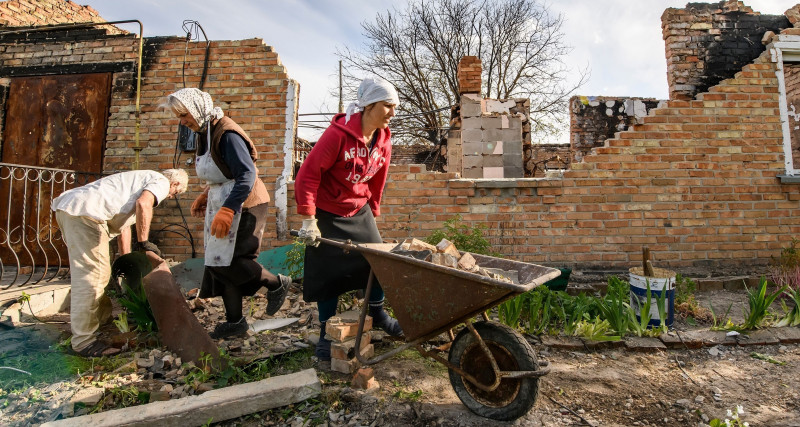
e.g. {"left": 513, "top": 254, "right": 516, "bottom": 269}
{"left": 2, "top": 1, "right": 800, "bottom": 294}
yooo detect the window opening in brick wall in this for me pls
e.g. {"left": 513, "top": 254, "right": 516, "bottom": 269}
{"left": 783, "top": 62, "right": 800, "bottom": 174}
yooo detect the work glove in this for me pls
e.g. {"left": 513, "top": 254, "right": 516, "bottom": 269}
{"left": 211, "top": 207, "right": 235, "bottom": 239}
{"left": 134, "top": 240, "right": 162, "bottom": 258}
{"left": 298, "top": 218, "right": 321, "bottom": 247}
{"left": 190, "top": 191, "right": 208, "bottom": 218}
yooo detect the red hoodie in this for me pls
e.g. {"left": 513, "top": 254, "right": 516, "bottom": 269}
{"left": 295, "top": 112, "right": 392, "bottom": 218}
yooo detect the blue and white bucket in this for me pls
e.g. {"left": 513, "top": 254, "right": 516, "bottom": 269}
{"left": 629, "top": 267, "right": 675, "bottom": 328}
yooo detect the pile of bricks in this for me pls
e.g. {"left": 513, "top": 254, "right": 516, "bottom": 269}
{"left": 393, "top": 238, "right": 517, "bottom": 284}
{"left": 325, "top": 315, "right": 375, "bottom": 375}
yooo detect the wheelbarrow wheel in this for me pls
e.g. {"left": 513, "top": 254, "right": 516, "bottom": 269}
{"left": 448, "top": 320, "right": 539, "bottom": 421}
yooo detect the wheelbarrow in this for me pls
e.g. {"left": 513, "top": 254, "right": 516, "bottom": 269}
{"left": 298, "top": 234, "right": 561, "bottom": 421}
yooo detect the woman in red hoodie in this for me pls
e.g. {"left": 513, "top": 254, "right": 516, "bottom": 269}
{"left": 294, "top": 77, "right": 403, "bottom": 361}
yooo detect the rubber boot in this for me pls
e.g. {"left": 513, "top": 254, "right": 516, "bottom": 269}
{"left": 209, "top": 316, "right": 249, "bottom": 339}
{"left": 369, "top": 299, "right": 404, "bottom": 337}
{"left": 315, "top": 321, "right": 331, "bottom": 361}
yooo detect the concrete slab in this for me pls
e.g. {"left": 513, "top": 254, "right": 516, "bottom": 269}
{"left": 736, "top": 329, "right": 780, "bottom": 346}
{"left": 41, "top": 368, "right": 321, "bottom": 427}
{"left": 0, "top": 281, "right": 71, "bottom": 317}
{"left": 772, "top": 326, "right": 800, "bottom": 344}
{"left": 539, "top": 335, "right": 585, "bottom": 350}
{"left": 624, "top": 337, "right": 667, "bottom": 352}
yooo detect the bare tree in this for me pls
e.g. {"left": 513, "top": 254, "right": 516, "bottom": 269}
{"left": 337, "top": 0, "right": 587, "bottom": 145}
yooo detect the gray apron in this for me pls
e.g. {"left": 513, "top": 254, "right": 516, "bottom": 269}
{"left": 195, "top": 148, "right": 242, "bottom": 267}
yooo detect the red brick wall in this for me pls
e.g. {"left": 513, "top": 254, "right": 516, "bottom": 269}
{"left": 349, "top": 51, "right": 799, "bottom": 270}
{"left": 0, "top": 0, "right": 109, "bottom": 27}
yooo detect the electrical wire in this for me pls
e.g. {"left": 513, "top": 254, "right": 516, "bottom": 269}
{"left": 155, "top": 20, "right": 212, "bottom": 258}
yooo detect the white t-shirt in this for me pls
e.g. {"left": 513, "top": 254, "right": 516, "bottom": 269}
{"left": 52, "top": 170, "right": 170, "bottom": 235}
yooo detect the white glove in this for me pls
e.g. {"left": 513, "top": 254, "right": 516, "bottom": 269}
{"left": 298, "top": 218, "right": 321, "bottom": 247}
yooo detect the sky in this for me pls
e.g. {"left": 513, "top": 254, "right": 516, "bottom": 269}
{"left": 86, "top": 0, "right": 798, "bottom": 141}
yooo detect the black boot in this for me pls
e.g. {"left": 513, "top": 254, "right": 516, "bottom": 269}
{"left": 315, "top": 321, "right": 331, "bottom": 361}
{"left": 266, "top": 274, "right": 291, "bottom": 316}
{"left": 369, "top": 299, "right": 404, "bottom": 337}
{"left": 209, "top": 316, "right": 249, "bottom": 339}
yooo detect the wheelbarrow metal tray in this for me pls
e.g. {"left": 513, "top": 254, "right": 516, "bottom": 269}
{"left": 357, "top": 246, "right": 561, "bottom": 342}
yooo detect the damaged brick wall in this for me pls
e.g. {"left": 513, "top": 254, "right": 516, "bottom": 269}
{"left": 449, "top": 56, "right": 527, "bottom": 179}
{"left": 570, "top": 96, "right": 663, "bottom": 163}
{"left": 353, "top": 44, "right": 800, "bottom": 270}
{"left": 784, "top": 63, "right": 800, "bottom": 169}
{"left": 526, "top": 143, "right": 571, "bottom": 177}
{"left": 0, "top": 0, "right": 110, "bottom": 28}
{"left": 662, "top": 0, "right": 789, "bottom": 100}
{"left": 0, "top": 25, "right": 295, "bottom": 260}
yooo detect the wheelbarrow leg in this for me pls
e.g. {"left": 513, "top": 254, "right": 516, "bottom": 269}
{"left": 353, "top": 270, "right": 375, "bottom": 364}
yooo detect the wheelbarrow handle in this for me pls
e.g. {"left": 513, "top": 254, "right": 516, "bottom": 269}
{"left": 289, "top": 230, "right": 358, "bottom": 251}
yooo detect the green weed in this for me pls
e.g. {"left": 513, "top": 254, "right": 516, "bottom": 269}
{"left": 284, "top": 239, "right": 306, "bottom": 280}
{"left": 118, "top": 279, "right": 156, "bottom": 333}
{"left": 775, "top": 287, "right": 800, "bottom": 327}
{"left": 424, "top": 214, "right": 494, "bottom": 255}
{"left": 393, "top": 388, "right": 423, "bottom": 401}
{"left": 742, "top": 277, "right": 785, "bottom": 330}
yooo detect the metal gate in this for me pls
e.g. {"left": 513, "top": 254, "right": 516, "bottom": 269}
{"left": 0, "top": 73, "right": 111, "bottom": 288}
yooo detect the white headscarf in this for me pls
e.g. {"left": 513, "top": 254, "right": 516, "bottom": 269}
{"left": 345, "top": 77, "right": 400, "bottom": 124}
{"left": 167, "top": 88, "right": 224, "bottom": 130}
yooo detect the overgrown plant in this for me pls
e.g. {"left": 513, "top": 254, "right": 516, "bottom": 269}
{"left": 770, "top": 238, "right": 800, "bottom": 294}
{"left": 113, "top": 312, "right": 130, "bottom": 333}
{"left": 709, "top": 303, "right": 739, "bottom": 331}
{"left": 284, "top": 239, "right": 306, "bottom": 280}
{"left": 627, "top": 280, "right": 653, "bottom": 337}
{"left": 118, "top": 280, "right": 156, "bottom": 333}
{"left": 498, "top": 295, "right": 525, "bottom": 330}
{"left": 598, "top": 276, "right": 630, "bottom": 337}
{"left": 424, "top": 214, "right": 494, "bottom": 255}
{"left": 775, "top": 287, "right": 800, "bottom": 327}
{"left": 741, "top": 277, "right": 785, "bottom": 330}
{"left": 573, "top": 317, "right": 621, "bottom": 341}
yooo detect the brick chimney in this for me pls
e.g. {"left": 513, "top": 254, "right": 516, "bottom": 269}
{"left": 457, "top": 56, "right": 481, "bottom": 95}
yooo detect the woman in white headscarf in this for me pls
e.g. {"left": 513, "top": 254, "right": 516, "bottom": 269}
{"left": 166, "top": 88, "right": 291, "bottom": 339}
{"left": 294, "top": 77, "right": 403, "bottom": 362}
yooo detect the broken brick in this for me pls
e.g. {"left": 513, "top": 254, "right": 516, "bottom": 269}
{"left": 331, "top": 331, "right": 373, "bottom": 360}
{"left": 457, "top": 252, "right": 477, "bottom": 271}
{"left": 331, "top": 356, "right": 360, "bottom": 374}
{"left": 406, "top": 238, "right": 437, "bottom": 252}
{"left": 351, "top": 367, "right": 380, "bottom": 390}
{"left": 326, "top": 316, "right": 373, "bottom": 342}
{"left": 435, "top": 238, "right": 461, "bottom": 258}
{"left": 431, "top": 252, "right": 459, "bottom": 268}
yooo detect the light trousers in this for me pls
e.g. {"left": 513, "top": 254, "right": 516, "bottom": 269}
{"left": 56, "top": 211, "right": 113, "bottom": 351}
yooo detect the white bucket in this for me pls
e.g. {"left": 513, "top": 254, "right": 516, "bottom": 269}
{"left": 629, "top": 267, "right": 675, "bottom": 328}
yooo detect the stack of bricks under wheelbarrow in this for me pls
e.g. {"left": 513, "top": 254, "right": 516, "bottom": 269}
{"left": 325, "top": 315, "right": 380, "bottom": 390}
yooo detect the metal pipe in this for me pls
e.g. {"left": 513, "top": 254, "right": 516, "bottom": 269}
{"left": 0, "top": 20, "right": 146, "bottom": 169}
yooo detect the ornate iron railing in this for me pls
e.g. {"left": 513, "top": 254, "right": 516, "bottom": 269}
{"left": 0, "top": 163, "right": 104, "bottom": 289}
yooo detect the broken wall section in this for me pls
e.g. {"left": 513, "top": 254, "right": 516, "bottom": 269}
{"left": 449, "top": 56, "right": 526, "bottom": 179}
{"left": 662, "top": 0, "right": 789, "bottom": 100}
{"left": 570, "top": 96, "right": 664, "bottom": 163}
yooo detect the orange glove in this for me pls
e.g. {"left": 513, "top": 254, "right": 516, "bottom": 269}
{"left": 210, "top": 207, "right": 235, "bottom": 239}
{"left": 190, "top": 191, "right": 208, "bottom": 218}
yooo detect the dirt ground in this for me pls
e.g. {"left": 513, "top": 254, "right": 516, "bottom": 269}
{"left": 221, "top": 288, "right": 800, "bottom": 427}
{"left": 3, "top": 282, "right": 800, "bottom": 427}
